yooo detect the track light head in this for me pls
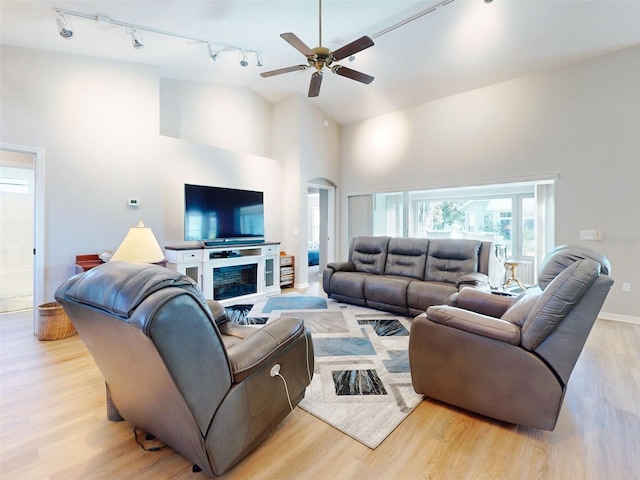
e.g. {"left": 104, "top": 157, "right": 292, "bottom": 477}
{"left": 256, "top": 53, "right": 264, "bottom": 67}
{"left": 129, "top": 29, "right": 144, "bottom": 49}
{"left": 240, "top": 51, "right": 249, "bottom": 67}
{"left": 207, "top": 43, "right": 218, "bottom": 62}
{"left": 56, "top": 12, "right": 73, "bottom": 39}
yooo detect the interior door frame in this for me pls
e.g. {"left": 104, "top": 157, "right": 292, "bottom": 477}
{"left": 308, "top": 181, "right": 336, "bottom": 271}
{"left": 1, "top": 143, "right": 45, "bottom": 332}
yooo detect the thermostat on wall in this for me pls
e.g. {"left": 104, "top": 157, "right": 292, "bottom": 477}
{"left": 128, "top": 198, "right": 140, "bottom": 207}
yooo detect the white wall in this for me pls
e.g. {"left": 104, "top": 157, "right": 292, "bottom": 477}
{"left": 159, "top": 78, "right": 272, "bottom": 158}
{"left": 0, "top": 46, "right": 285, "bottom": 302}
{"left": 271, "top": 93, "right": 341, "bottom": 286}
{"left": 341, "top": 45, "right": 640, "bottom": 318}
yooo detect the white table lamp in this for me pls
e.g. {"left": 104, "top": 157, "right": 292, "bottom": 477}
{"left": 111, "top": 220, "right": 165, "bottom": 264}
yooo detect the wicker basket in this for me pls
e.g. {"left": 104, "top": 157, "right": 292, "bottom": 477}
{"left": 37, "top": 302, "right": 76, "bottom": 341}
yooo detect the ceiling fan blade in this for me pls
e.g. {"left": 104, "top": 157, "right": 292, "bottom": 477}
{"left": 281, "top": 32, "right": 316, "bottom": 57}
{"left": 332, "top": 66, "right": 374, "bottom": 85}
{"left": 308, "top": 72, "right": 323, "bottom": 97}
{"left": 331, "top": 36, "right": 374, "bottom": 61}
{"left": 260, "top": 65, "right": 309, "bottom": 78}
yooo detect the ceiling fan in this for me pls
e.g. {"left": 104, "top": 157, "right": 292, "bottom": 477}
{"left": 260, "top": 0, "right": 375, "bottom": 97}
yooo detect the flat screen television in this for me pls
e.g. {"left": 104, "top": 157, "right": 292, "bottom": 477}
{"left": 184, "top": 184, "right": 265, "bottom": 245}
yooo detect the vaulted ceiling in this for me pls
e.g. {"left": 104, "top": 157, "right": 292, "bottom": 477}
{"left": 2, "top": 1, "right": 639, "bottom": 125}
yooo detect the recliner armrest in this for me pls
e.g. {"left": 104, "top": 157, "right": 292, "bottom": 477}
{"left": 456, "top": 272, "right": 489, "bottom": 289}
{"left": 426, "top": 305, "right": 521, "bottom": 345}
{"left": 453, "top": 288, "right": 517, "bottom": 317}
{"left": 326, "top": 261, "right": 355, "bottom": 272}
{"left": 225, "top": 316, "right": 306, "bottom": 383}
{"left": 206, "top": 299, "right": 229, "bottom": 326}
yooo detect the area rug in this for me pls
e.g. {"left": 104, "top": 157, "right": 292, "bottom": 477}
{"left": 263, "top": 299, "right": 423, "bottom": 449}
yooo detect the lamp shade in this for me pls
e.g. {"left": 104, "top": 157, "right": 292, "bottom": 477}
{"left": 111, "top": 220, "right": 165, "bottom": 264}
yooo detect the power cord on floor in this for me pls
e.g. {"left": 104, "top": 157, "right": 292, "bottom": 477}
{"left": 133, "top": 426, "right": 166, "bottom": 452}
{"left": 270, "top": 331, "right": 312, "bottom": 420}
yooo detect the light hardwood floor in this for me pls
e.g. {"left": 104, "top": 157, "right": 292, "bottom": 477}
{"left": 1, "top": 302, "right": 639, "bottom": 479}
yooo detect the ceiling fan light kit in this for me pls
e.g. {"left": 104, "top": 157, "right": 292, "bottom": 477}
{"left": 260, "top": 0, "right": 375, "bottom": 97}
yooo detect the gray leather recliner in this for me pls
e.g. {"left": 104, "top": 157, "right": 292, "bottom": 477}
{"left": 55, "top": 262, "right": 314, "bottom": 476}
{"left": 409, "top": 245, "right": 614, "bottom": 430}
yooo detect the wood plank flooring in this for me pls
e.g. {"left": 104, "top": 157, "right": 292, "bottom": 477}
{"left": 1, "top": 306, "right": 639, "bottom": 479}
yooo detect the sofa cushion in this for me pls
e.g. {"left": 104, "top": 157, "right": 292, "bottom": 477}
{"left": 407, "top": 280, "right": 458, "bottom": 312}
{"left": 385, "top": 237, "right": 430, "bottom": 279}
{"left": 329, "top": 271, "right": 371, "bottom": 300}
{"left": 350, "top": 236, "right": 391, "bottom": 274}
{"left": 424, "top": 239, "right": 482, "bottom": 284}
{"left": 364, "top": 275, "right": 411, "bottom": 311}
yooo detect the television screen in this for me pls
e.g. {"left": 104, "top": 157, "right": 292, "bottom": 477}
{"left": 184, "top": 184, "right": 264, "bottom": 244}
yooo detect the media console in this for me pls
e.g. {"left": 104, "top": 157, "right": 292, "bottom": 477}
{"left": 165, "top": 242, "right": 281, "bottom": 305}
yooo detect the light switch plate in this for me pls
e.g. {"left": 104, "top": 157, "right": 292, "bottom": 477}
{"left": 579, "top": 229, "right": 602, "bottom": 241}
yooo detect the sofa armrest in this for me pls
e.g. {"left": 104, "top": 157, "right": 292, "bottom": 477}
{"left": 225, "top": 316, "right": 306, "bottom": 383}
{"left": 453, "top": 288, "right": 517, "bottom": 317}
{"left": 426, "top": 305, "right": 521, "bottom": 345}
{"left": 326, "top": 261, "right": 355, "bottom": 272}
{"left": 456, "top": 272, "right": 489, "bottom": 289}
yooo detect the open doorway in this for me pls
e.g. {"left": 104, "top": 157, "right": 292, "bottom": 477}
{"left": 307, "top": 181, "right": 335, "bottom": 285}
{"left": 0, "top": 144, "right": 45, "bottom": 332}
{"left": 0, "top": 151, "right": 35, "bottom": 312}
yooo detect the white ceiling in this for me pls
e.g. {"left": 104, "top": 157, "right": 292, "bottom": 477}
{"left": 2, "top": 1, "right": 640, "bottom": 125}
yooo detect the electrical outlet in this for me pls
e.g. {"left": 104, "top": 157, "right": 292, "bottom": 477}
{"left": 622, "top": 282, "right": 631, "bottom": 293}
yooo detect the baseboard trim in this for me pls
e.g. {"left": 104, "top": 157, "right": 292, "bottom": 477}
{"left": 598, "top": 311, "right": 640, "bottom": 325}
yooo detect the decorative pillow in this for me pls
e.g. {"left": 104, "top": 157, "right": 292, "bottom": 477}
{"left": 500, "top": 288, "right": 541, "bottom": 327}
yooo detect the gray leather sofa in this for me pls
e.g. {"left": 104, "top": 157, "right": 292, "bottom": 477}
{"left": 55, "top": 262, "right": 314, "bottom": 477}
{"left": 409, "top": 245, "right": 613, "bottom": 430}
{"left": 323, "top": 236, "right": 504, "bottom": 316}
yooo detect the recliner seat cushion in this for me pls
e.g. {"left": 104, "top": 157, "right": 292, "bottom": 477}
{"left": 364, "top": 275, "right": 411, "bottom": 310}
{"left": 329, "top": 271, "right": 371, "bottom": 300}
{"left": 407, "top": 280, "right": 458, "bottom": 311}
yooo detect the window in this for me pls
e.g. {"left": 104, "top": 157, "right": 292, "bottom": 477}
{"left": 355, "top": 181, "right": 555, "bottom": 278}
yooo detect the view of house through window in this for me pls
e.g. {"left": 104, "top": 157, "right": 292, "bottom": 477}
{"left": 371, "top": 183, "right": 546, "bottom": 265}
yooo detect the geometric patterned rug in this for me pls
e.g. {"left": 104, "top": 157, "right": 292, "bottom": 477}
{"left": 257, "top": 296, "right": 423, "bottom": 449}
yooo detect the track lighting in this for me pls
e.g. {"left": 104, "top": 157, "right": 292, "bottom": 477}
{"left": 240, "top": 51, "right": 249, "bottom": 67}
{"left": 53, "top": 8, "right": 261, "bottom": 68}
{"left": 56, "top": 12, "right": 73, "bottom": 39}
{"left": 129, "top": 29, "right": 144, "bottom": 49}
{"left": 207, "top": 43, "right": 218, "bottom": 62}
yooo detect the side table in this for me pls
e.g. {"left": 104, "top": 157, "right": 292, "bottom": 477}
{"left": 502, "top": 260, "right": 532, "bottom": 291}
